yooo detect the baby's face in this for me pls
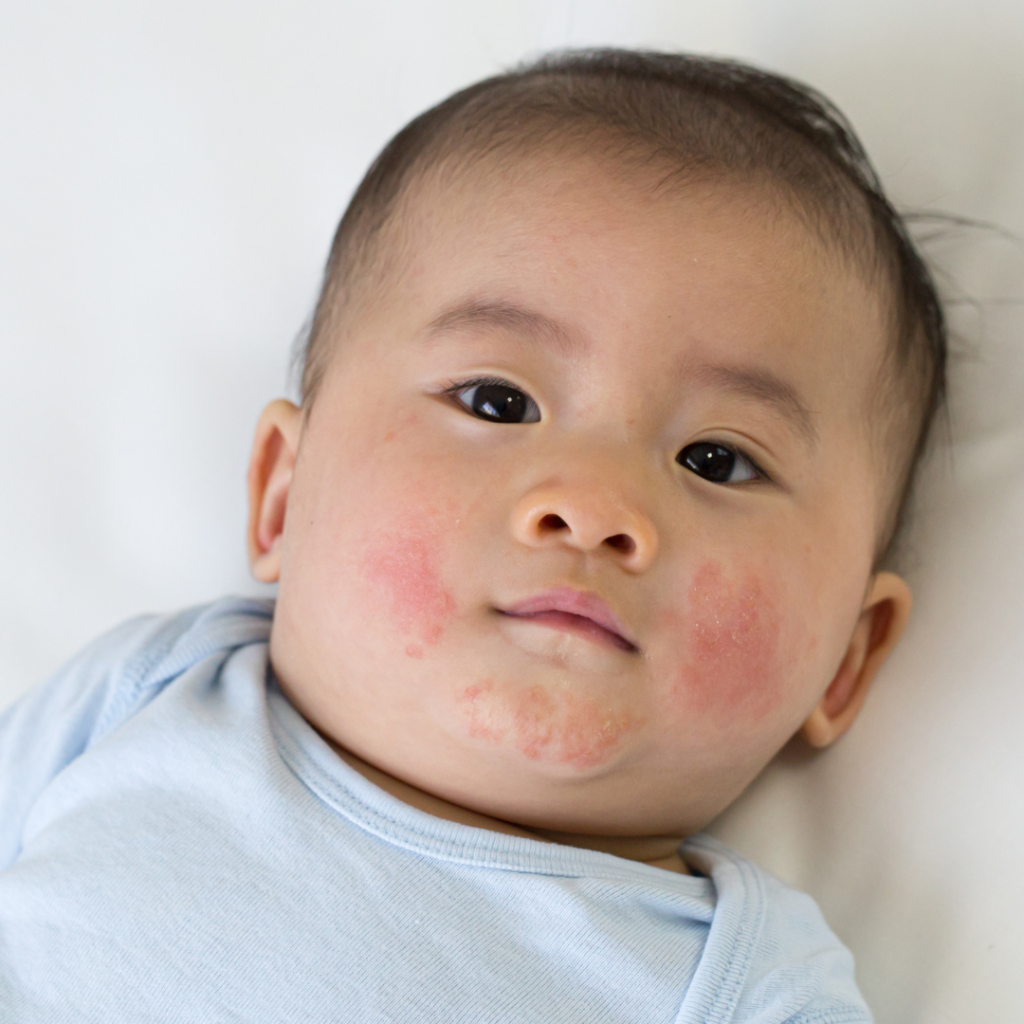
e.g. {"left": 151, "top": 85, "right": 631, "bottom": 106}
{"left": 266, "top": 152, "right": 892, "bottom": 836}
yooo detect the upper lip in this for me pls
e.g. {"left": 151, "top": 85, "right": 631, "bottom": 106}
{"left": 498, "top": 588, "right": 638, "bottom": 652}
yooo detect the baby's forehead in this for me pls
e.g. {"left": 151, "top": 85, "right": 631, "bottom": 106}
{"left": 398, "top": 146, "right": 881, "bottom": 325}
{"left": 395, "top": 137, "right": 877, "bottom": 293}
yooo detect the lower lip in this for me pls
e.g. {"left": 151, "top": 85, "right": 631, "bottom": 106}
{"left": 499, "top": 610, "right": 636, "bottom": 652}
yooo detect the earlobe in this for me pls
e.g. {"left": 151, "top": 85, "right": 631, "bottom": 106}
{"left": 246, "top": 399, "right": 303, "bottom": 584}
{"left": 800, "top": 571, "right": 913, "bottom": 748}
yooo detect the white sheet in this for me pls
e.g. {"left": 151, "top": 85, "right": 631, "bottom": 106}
{"left": 2, "top": 2, "right": 1022, "bottom": 1020}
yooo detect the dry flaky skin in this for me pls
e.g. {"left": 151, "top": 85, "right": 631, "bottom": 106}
{"left": 460, "top": 679, "right": 636, "bottom": 771}
{"left": 673, "top": 560, "right": 787, "bottom": 725}
{"left": 246, "top": 148, "right": 911, "bottom": 868}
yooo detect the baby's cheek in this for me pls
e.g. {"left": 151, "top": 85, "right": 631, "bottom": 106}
{"left": 458, "top": 681, "right": 636, "bottom": 771}
{"left": 357, "top": 510, "right": 456, "bottom": 647}
{"left": 668, "top": 560, "right": 793, "bottom": 725}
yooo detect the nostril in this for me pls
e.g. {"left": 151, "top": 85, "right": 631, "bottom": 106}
{"left": 604, "top": 533, "right": 636, "bottom": 555}
{"left": 538, "top": 513, "right": 569, "bottom": 532}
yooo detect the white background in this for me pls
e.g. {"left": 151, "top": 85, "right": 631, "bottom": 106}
{"left": 2, "top": 2, "right": 1023, "bottom": 1021}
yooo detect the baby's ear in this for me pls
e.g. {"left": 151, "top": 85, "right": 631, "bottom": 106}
{"left": 246, "top": 399, "right": 303, "bottom": 584}
{"left": 800, "top": 572, "right": 913, "bottom": 748}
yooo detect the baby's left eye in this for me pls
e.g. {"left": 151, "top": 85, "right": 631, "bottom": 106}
{"left": 449, "top": 379, "right": 541, "bottom": 424}
{"left": 677, "top": 442, "right": 760, "bottom": 484}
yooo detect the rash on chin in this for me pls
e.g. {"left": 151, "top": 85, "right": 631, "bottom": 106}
{"left": 357, "top": 512, "right": 456, "bottom": 647}
{"left": 458, "top": 680, "right": 636, "bottom": 770}
{"left": 671, "top": 560, "right": 787, "bottom": 724}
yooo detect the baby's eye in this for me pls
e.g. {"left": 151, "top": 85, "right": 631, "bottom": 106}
{"left": 451, "top": 379, "right": 541, "bottom": 424}
{"left": 676, "top": 441, "right": 760, "bottom": 484}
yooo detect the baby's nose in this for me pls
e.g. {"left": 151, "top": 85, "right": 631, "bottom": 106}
{"left": 510, "top": 479, "right": 658, "bottom": 572}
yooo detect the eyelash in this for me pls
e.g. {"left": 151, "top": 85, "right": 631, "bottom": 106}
{"left": 440, "top": 375, "right": 522, "bottom": 398}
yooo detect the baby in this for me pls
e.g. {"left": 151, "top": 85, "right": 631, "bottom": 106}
{"left": 0, "top": 50, "right": 945, "bottom": 1022}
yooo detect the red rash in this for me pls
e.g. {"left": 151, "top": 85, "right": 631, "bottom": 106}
{"left": 458, "top": 680, "right": 635, "bottom": 770}
{"left": 358, "top": 512, "right": 456, "bottom": 647}
{"left": 672, "top": 560, "right": 786, "bottom": 724}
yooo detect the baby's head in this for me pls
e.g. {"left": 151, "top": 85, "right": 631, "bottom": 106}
{"left": 246, "top": 51, "right": 945, "bottom": 844}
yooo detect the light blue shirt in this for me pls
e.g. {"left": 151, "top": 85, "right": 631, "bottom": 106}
{"left": 0, "top": 598, "right": 871, "bottom": 1023}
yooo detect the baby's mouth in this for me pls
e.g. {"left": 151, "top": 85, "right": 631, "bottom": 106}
{"left": 497, "top": 589, "right": 639, "bottom": 653}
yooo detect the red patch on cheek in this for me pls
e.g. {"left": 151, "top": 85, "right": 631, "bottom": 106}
{"left": 459, "top": 681, "right": 635, "bottom": 770}
{"left": 358, "top": 514, "right": 456, "bottom": 646}
{"left": 671, "top": 561, "right": 785, "bottom": 723}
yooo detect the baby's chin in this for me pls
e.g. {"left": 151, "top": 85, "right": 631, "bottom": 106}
{"left": 452, "top": 676, "right": 642, "bottom": 774}
{"left": 423, "top": 621, "right": 649, "bottom": 775}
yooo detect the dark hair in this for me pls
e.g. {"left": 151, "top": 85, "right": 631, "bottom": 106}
{"left": 298, "top": 48, "right": 947, "bottom": 567}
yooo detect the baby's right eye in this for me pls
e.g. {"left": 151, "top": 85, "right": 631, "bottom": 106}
{"left": 449, "top": 378, "right": 541, "bottom": 424}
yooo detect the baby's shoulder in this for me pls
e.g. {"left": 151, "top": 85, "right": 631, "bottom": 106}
{"left": 57, "top": 595, "right": 275, "bottom": 742}
{"left": 682, "top": 835, "right": 873, "bottom": 1024}
{"left": 0, "top": 596, "right": 275, "bottom": 869}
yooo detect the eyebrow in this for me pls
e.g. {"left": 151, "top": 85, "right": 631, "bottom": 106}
{"left": 690, "top": 361, "right": 818, "bottom": 446}
{"left": 425, "top": 299, "right": 817, "bottom": 446}
{"left": 425, "top": 299, "right": 586, "bottom": 358}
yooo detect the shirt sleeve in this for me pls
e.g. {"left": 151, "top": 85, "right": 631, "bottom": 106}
{"left": 736, "top": 872, "right": 874, "bottom": 1024}
{"left": 0, "top": 607, "right": 206, "bottom": 870}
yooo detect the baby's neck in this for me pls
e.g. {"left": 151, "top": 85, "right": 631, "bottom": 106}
{"left": 328, "top": 740, "right": 689, "bottom": 875}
